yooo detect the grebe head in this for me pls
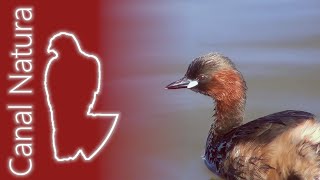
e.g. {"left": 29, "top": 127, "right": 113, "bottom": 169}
{"left": 167, "top": 52, "right": 247, "bottom": 134}
{"left": 166, "top": 52, "right": 245, "bottom": 98}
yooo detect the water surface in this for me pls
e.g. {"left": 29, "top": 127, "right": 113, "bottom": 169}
{"left": 101, "top": 1, "right": 320, "bottom": 179}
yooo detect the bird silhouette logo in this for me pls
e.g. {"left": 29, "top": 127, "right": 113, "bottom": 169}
{"left": 44, "top": 32, "right": 119, "bottom": 162}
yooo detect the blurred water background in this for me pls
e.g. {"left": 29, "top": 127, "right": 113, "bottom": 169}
{"left": 101, "top": 1, "right": 320, "bottom": 179}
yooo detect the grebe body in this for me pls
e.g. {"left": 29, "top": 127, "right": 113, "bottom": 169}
{"left": 166, "top": 53, "right": 320, "bottom": 179}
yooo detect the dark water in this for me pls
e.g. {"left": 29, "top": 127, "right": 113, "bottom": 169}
{"left": 101, "top": 1, "right": 320, "bottom": 179}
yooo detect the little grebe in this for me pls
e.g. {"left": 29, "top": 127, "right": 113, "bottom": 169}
{"left": 166, "top": 53, "right": 320, "bottom": 180}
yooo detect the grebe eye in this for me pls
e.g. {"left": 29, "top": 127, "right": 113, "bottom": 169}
{"left": 198, "top": 74, "right": 207, "bottom": 81}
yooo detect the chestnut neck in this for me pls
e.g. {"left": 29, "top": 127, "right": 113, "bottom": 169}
{"left": 209, "top": 69, "right": 246, "bottom": 137}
